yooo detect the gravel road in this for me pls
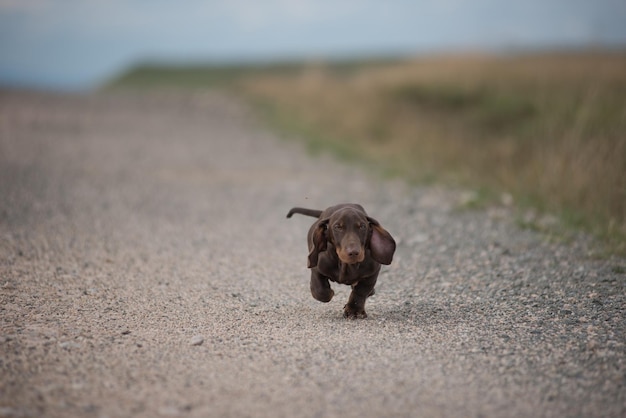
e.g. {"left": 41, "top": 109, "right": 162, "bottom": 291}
{"left": 1, "top": 89, "right": 624, "bottom": 418}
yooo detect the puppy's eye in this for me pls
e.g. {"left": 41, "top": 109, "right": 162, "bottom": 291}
{"left": 333, "top": 224, "right": 343, "bottom": 231}
{"left": 359, "top": 223, "right": 367, "bottom": 230}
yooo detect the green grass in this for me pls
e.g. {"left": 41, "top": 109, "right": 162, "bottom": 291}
{"left": 106, "top": 57, "right": 404, "bottom": 90}
{"left": 106, "top": 62, "right": 307, "bottom": 90}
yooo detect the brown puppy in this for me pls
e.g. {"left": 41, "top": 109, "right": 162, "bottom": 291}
{"left": 287, "top": 204, "right": 396, "bottom": 318}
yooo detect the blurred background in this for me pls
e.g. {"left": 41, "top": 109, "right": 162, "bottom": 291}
{"left": 1, "top": 0, "right": 625, "bottom": 252}
{"left": 1, "top": 0, "right": 625, "bottom": 90}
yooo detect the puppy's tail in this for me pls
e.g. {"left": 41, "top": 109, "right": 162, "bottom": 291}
{"left": 286, "top": 207, "right": 323, "bottom": 218}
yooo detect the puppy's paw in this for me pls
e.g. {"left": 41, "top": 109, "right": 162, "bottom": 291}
{"left": 343, "top": 304, "right": 367, "bottom": 319}
{"left": 313, "top": 288, "right": 334, "bottom": 303}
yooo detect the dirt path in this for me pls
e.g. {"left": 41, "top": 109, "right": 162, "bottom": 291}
{"left": 1, "top": 89, "right": 624, "bottom": 418}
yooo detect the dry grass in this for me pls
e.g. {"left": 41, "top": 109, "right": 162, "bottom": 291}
{"left": 236, "top": 52, "right": 626, "bottom": 253}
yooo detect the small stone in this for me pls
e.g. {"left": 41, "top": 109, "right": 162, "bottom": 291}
{"left": 190, "top": 335, "right": 204, "bottom": 346}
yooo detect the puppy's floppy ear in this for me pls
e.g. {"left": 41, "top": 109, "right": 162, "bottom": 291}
{"left": 308, "top": 218, "right": 329, "bottom": 268}
{"left": 367, "top": 216, "right": 396, "bottom": 265}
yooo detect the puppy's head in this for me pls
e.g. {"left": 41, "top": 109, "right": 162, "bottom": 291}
{"left": 327, "top": 207, "right": 369, "bottom": 264}
{"left": 308, "top": 207, "right": 396, "bottom": 267}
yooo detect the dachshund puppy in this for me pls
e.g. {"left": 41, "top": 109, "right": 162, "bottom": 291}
{"left": 287, "top": 204, "right": 396, "bottom": 318}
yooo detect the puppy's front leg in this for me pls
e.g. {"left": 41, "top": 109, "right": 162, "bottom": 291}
{"left": 344, "top": 275, "right": 377, "bottom": 319}
{"left": 310, "top": 269, "right": 334, "bottom": 302}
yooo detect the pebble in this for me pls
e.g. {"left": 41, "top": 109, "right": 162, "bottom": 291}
{"left": 190, "top": 335, "right": 204, "bottom": 346}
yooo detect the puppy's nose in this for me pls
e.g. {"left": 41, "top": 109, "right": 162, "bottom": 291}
{"left": 346, "top": 245, "right": 361, "bottom": 258}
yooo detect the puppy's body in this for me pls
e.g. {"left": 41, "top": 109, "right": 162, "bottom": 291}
{"left": 287, "top": 204, "right": 396, "bottom": 318}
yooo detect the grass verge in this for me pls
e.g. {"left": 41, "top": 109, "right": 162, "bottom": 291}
{"left": 108, "top": 51, "right": 626, "bottom": 256}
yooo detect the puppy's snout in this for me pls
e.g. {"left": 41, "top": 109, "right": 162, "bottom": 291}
{"left": 339, "top": 241, "right": 365, "bottom": 264}
{"left": 346, "top": 246, "right": 361, "bottom": 257}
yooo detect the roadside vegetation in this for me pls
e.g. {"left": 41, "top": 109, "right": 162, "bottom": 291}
{"left": 109, "top": 51, "right": 626, "bottom": 255}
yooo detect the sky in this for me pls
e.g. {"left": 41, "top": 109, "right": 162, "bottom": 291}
{"left": 1, "top": 0, "right": 625, "bottom": 91}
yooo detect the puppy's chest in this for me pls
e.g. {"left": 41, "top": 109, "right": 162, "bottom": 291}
{"left": 318, "top": 258, "right": 367, "bottom": 284}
